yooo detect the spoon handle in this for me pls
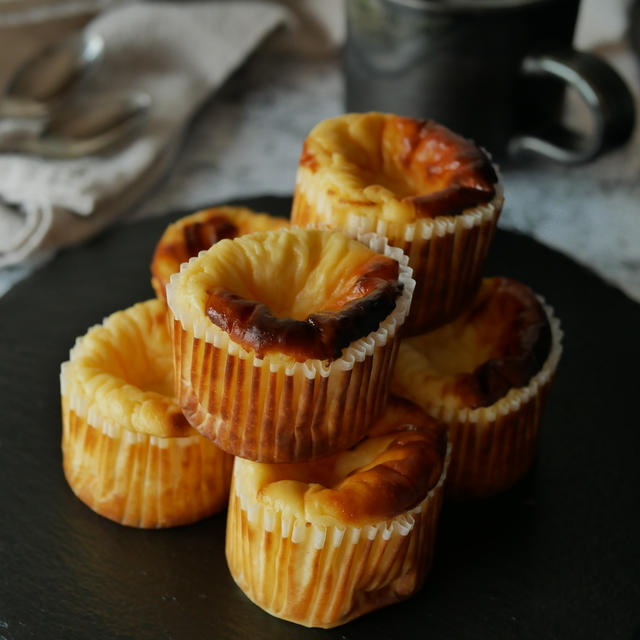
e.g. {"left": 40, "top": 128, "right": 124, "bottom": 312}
{"left": 0, "top": 106, "right": 149, "bottom": 158}
{"left": 0, "top": 96, "right": 49, "bottom": 120}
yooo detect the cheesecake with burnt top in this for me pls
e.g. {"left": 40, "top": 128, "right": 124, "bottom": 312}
{"left": 392, "top": 277, "right": 562, "bottom": 498}
{"left": 60, "top": 299, "right": 233, "bottom": 528}
{"left": 166, "top": 227, "right": 415, "bottom": 463}
{"left": 226, "top": 396, "right": 449, "bottom": 628}
{"left": 151, "top": 205, "right": 288, "bottom": 301}
{"left": 291, "top": 112, "right": 503, "bottom": 334}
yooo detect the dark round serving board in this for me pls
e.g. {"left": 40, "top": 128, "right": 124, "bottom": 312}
{"left": 1, "top": 196, "right": 638, "bottom": 640}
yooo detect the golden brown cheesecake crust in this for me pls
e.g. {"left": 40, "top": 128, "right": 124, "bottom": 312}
{"left": 151, "top": 211, "right": 238, "bottom": 299}
{"left": 252, "top": 396, "right": 447, "bottom": 526}
{"left": 299, "top": 114, "right": 497, "bottom": 220}
{"left": 166, "top": 214, "right": 238, "bottom": 262}
{"left": 204, "top": 255, "right": 402, "bottom": 361}
{"left": 62, "top": 298, "right": 202, "bottom": 438}
{"left": 386, "top": 117, "right": 497, "bottom": 217}
{"left": 151, "top": 206, "right": 288, "bottom": 300}
{"left": 428, "top": 277, "right": 552, "bottom": 408}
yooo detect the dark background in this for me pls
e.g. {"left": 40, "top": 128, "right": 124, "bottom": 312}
{"left": 1, "top": 196, "right": 638, "bottom": 639}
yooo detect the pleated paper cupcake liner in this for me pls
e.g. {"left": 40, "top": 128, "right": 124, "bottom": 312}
{"left": 225, "top": 447, "right": 450, "bottom": 628}
{"left": 292, "top": 183, "right": 503, "bottom": 335}
{"left": 61, "top": 384, "right": 233, "bottom": 529}
{"left": 430, "top": 301, "right": 563, "bottom": 499}
{"left": 167, "top": 232, "right": 415, "bottom": 463}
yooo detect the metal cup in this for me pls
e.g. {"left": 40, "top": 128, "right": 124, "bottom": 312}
{"left": 344, "top": 0, "right": 635, "bottom": 162}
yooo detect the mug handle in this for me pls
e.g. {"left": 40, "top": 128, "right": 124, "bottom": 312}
{"left": 509, "top": 49, "right": 636, "bottom": 163}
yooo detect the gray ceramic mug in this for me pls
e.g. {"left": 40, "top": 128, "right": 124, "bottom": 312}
{"left": 344, "top": 0, "right": 635, "bottom": 162}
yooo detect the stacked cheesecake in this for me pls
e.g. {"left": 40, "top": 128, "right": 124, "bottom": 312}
{"left": 59, "top": 113, "right": 562, "bottom": 628}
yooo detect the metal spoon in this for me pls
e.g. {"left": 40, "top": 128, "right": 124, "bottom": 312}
{"left": 0, "top": 33, "right": 104, "bottom": 119}
{"left": 0, "top": 92, "right": 151, "bottom": 158}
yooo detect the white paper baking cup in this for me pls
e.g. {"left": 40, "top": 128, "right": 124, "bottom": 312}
{"left": 61, "top": 395, "right": 232, "bottom": 528}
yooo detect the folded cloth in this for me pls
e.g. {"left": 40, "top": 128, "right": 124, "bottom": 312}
{"left": 0, "top": 1, "right": 286, "bottom": 267}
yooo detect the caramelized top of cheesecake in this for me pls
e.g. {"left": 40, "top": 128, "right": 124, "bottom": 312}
{"left": 205, "top": 253, "right": 400, "bottom": 361}
{"left": 235, "top": 396, "right": 447, "bottom": 527}
{"left": 170, "top": 228, "right": 404, "bottom": 363}
{"left": 393, "top": 277, "right": 552, "bottom": 410}
{"left": 62, "top": 299, "right": 197, "bottom": 438}
{"left": 297, "top": 112, "right": 498, "bottom": 223}
{"left": 151, "top": 206, "right": 288, "bottom": 300}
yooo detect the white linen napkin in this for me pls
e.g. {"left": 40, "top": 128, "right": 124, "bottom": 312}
{"left": 0, "top": 1, "right": 287, "bottom": 267}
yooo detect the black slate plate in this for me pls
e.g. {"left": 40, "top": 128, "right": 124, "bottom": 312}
{"left": 1, "top": 196, "right": 639, "bottom": 640}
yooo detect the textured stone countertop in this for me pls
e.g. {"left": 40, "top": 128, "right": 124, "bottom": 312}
{"left": 1, "top": 45, "right": 639, "bottom": 302}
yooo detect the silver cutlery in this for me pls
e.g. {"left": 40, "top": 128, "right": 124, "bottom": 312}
{"left": 0, "top": 32, "right": 151, "bottom": 158}
{"left": 0, "top": 32, "right": 104, "bottom": 119}
{"left": 0, "top": 92, "right": 151, "bottom": 158}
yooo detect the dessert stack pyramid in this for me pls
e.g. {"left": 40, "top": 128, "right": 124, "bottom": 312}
{"left": 59, "top": 113, "right": 562, "bottom": 629}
